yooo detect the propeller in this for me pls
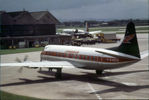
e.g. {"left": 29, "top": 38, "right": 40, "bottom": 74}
{"left": 16, "top": 55, "right": 29, "bottom": 73}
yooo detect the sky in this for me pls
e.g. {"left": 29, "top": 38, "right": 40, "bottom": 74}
{"left": 0, "top": 0, "right": 148, "bottom": 21}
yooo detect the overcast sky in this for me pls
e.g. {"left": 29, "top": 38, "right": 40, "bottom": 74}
{"left": 0, "top": 0, "right": 148, "bottom": 21}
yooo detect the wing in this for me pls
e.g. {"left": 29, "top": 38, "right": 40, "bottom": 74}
{"left": 1, "top": 61, "right": 76, "bottom": 69}
{"left": 89, "top": 31, "right": 102, "bottom": 35}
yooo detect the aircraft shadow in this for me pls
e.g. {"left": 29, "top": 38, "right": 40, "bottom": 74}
{"left": 82, "top": 70, "right": 149, "bottom": 77}
{"left": 1, "top": 69, "right": 149, "bottom": 94}
{"left": 90, "top": 84, "right": 149, "bottom": 94}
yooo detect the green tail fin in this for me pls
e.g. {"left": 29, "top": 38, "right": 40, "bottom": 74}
{"left": 110, "top": 21, "right": 140, "bottom": 58}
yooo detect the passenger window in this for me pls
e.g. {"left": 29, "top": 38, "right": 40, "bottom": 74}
{"left": 79, "top": 55, "right": 83, "bottom": 59}
{"left": 53, "top": 52, "right": 56, "bottom": 56}
{"left": 83, "top": 55, "right": 85, "bottom": 59}
{"left": 66, "top": 53, "right": 69, "bottom": 57}
{"left": 98, "top": 57, "right": 101, "bottom": 62}
{"left": 92, "top": 56, "right": 95, "bottom": 61}
{"left": 61, "top": 53, "right": 64, "bottom": 57}
{"left": 95, "top": 56, "right": 98, "bottom": 61}
{"left": 84, "top": 55, "right": 87, "bottom": 60}
{"left": 69, "top": 54, "right": 73, "bottom": 58}
{"left": 87, "top": 56, "right": 89, "bottom": 60}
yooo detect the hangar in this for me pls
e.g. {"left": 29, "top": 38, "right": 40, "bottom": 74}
{"left": 0, "top": 11, "right": 71, "bottom": 49}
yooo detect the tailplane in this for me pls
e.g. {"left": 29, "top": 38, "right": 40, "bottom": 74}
{"left": 110, "top": 21, "right": 140, "bottom": 58}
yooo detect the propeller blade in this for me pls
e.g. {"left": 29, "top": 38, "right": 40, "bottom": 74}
{"left": 24, "top": 55, "right": 28, "bottom": 62}
{"left": 16, "top": 55, "right": 29, "bottom": 73}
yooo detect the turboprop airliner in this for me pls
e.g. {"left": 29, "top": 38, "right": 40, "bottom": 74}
{"left": 61, "top": 22, "right": 102, "bottom": 35}
{"left": 1, "top": 22, "right": 148, "bottom": 79}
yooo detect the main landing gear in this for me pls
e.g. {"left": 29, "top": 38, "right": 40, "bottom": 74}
{"left": 48, "top": 68, "right": 62, "bottom": 79}
{"left": 96, "top": 70, "right": 103, "bottom": 75}
{"left": 55, "top": 68, "right": 62, "bottom": 79}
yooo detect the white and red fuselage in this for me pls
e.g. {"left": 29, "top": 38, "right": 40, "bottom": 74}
{"left": 41, "top": 45, "right": 140, "bottom": 70}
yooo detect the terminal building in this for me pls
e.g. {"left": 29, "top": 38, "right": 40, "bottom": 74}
{"left": 0, "top": 11, "right": 71, "bottom": 49}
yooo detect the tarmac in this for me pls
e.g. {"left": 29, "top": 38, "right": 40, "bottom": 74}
{"left": 0, "top": 34, "right": 149, "bottom": 99}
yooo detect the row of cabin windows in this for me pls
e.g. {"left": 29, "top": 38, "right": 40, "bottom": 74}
{"left": 43, "top": 51, "right": 119, "bottom": 62}
{"left": 44, "top": 51, "right": 99, "bottom": 61}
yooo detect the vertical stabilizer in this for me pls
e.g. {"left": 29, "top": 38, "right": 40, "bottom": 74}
{"left": 85, "top": 22, "right": 89, "bottom": 33}
{"left": 110, "top": 22, "right": 140, "bottom": 58}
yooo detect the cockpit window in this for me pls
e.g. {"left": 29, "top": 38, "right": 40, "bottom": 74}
{"left": 44, "top": 46, "right": 48, "bottom": 50}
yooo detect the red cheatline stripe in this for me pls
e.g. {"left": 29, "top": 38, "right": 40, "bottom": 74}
{"left": 41, "top": 51, "right": 134, "bottom": 63}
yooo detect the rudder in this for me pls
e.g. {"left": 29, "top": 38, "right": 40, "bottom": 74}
{"left": 110, "top": 21, "right": 140, "bottom": 58}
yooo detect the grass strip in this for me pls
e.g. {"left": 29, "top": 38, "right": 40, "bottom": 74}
{"left": 0, "top": 47, "right": 44, "bottom": 55}
{"left": 0, "top": 90, "right": 46, "bottom": 100}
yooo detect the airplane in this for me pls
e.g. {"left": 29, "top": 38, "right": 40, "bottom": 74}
{"left": 84, "top": 21, "right": 102, "bottom": 35}
{"left": 62, "top": 29, "right": 85, "bottom": 34}
{"left": 61, "top": 22, "right": 102, "bottom": 35}
{"left": 1, "top": 22, "right": 148, "bottom": 79}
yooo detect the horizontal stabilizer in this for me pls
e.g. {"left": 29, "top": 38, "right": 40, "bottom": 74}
{"left": 95, "top": 49, "right": 140, "bottom": 60}
{"left": 140, "top": 50, "right": 149, "bottom": 59}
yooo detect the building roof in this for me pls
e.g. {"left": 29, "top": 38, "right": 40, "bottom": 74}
{"left": 7, "top": 11, "right": 26, "bottom": 18}
{"left": 13, "top": 11, "right": 36, "bottom": 24}
{"left": 31, "top": 11, "right": 60, "bottom": 24}
{"left": 0, "top": 11, "right": 60, "bottom": 25}
{"left": 30, "top": 11, "right": 48, "bottom": 20}
{"left": 0, "top": 12, "right": 14, "bottom": 25}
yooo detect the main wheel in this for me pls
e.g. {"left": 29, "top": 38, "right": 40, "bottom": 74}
{"left": 55, "top": 68, "right": 62, "bottom": 79}
{"left": 96, "top": 70, "right": 103, "bottom": 75}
